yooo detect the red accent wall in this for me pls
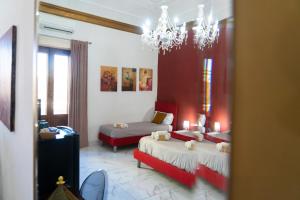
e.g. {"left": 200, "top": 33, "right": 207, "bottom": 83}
{"left": 157, "top": 20, "right": 233, "bottom": 131}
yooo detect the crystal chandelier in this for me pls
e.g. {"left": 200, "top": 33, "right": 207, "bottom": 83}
{"left": 193, "top": 4, "right": 219, "bottom": 50}
{"left": 141, "top": 5, "right": 187, "bottom": 54}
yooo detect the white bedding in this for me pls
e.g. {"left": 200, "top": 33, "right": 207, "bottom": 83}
{"left": 196, "top": 141, "right": 230, "bottom": 176}
{"left": 139, "top": 136, "right": 199, "bottom": 173}
{"left": 138, "top": 136, "right": 230, "bottom": 176}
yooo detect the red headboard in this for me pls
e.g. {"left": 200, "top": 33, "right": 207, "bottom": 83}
{"left": 155, "top": 101, "right": 178, "bottom": 131}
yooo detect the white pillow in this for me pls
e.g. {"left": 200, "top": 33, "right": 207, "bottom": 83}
{"left": 153, "top": 111, "right": 174, "bottom": 125}
{"left": 198, "top": 114, "right": 206, "bottom": 127}
{"left": 163, "top": 113, "right": 174, "bottom": 125}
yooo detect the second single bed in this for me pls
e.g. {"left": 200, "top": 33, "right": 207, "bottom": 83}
{"left": 134, "top": 135, "right": 230, "bottom": 190}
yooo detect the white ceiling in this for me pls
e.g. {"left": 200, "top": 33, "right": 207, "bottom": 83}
{"left": 41, "top": 0, "right": 232, "bottom": 27}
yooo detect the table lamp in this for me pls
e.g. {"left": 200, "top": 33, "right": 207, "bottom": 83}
{"left": 183, "top": 120, "right": 190, "bottom": 130}
{"left": 214, "top": 122, "right": 221, "bottom": 132}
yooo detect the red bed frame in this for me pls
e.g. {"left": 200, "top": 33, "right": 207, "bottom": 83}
{"left": 133, "top": 149, "right": 196, "bottom": 188}
{"left": 98, "top": 101, "right": 178, "bottom": 150}
{"left": 170, "top": 131, "right": 196, "bottom": 141}
{"left": 204, "top": 133, "right": 230, "bottom": 143}
{"left": 196, "top": 164, "right": 228, "bottom": 191}
{"left": 171, "top": 131, "right": 230, "bottom": 143}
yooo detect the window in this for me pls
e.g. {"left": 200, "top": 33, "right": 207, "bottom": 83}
{"left": 53, "top": 54, "right": 69, "bottom": 115}
{"left": 37, "top": 47, "right": 70, "bottom": 126}
{"left": 37, "top": 52, "right": 48, "bottom": 115}
{"left": 203, "top": 58, "right": 212, "bottom": 114}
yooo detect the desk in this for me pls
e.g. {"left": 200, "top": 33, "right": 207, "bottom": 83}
{"left": 38, "top": 128, "right": 79, "bottom": 200}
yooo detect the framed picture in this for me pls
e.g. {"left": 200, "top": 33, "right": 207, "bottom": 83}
{"left": 100, "top": 66, "right": 118, "bottom": 91}
{"left": 122, "top": 67, "right": 136, "bottom": 91}
{"left": 139, "top": 68, "right": 153, "bottom": 91}
{"left": 0, "top": 26, "right": 17, "bottom": 131}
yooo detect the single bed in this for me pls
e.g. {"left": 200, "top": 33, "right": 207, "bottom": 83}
{"left": 134, "top": 136, "right": 229, "bottom": 191}
{"left": 98, "top": 101, "right": 178, "bottom": 151}
{"left": 134, "top": 137, "right": 197, "bottom": 188}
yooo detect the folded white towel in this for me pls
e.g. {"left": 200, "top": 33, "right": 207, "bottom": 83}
{"left": 113, "top": 123, "right": 128, "bottom": 128}
{"left": 216, "top": 142, "right": 231, "bottom": 153}
{"left": 185, "top": 140, "right": 196, "bottom": 150}
{"left": 151, "top": 131, "right": 170, "bottom": 141}
{"left": 192, "top": 131, "right": 204, "bottom": 142}
{"left": 151, "top": 132, "right": 155, "bottom": 139}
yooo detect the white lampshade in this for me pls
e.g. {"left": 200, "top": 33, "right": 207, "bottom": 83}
{"left": 183, "top": 120, "right": 190, "bottom": 130}
{"left": 214, "top": 122, "right": 221, "bottom": 132}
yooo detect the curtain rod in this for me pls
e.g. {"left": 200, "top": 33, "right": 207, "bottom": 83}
{"left": 38, "top": 33, "right": 92, "bottom": 44}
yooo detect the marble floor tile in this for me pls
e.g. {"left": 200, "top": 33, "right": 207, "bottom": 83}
{"left": 80, "top": 143, "right": 227, "bottom": 200}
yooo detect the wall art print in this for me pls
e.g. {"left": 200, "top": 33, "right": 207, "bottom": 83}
{"left": 100, "top": 66, "right": 118, "bottom": 91}
{"left": 122, "top": 67, "right": 136, "bottom": 91}
{"left": 139, "top": 68, "right": 153, "bottom": 91}
{"left": 0, "top": 26, "right": 17, "bottom": 131}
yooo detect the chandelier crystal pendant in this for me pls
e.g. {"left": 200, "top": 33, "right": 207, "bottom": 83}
{"left": 141, "top": 5, "right": 187, "bottom": 54}
{"left": 193, "top": 4, "right": 219, "bottom": 50}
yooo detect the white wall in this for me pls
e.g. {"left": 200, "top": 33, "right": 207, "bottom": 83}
{"left": 38, "top": 13, "right": 158, "bottom": 144}
{"left": 173, "top": 0, "right": 233, "bottom": 23}
{"left": 0, "top": 0, "right": 35, "bottom": 199}
{"left": 41, "top": 0, "right": 232, "bottom": 27}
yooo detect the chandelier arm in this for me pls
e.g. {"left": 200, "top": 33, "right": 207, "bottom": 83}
{"left": 193, "top": 4, "right": 220, "bottom": 50}
{"left": 141, "top": 5, "right": 187, "bottom": 53}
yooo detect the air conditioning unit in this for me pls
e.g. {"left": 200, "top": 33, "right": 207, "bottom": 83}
{"left": 40, "top": 23, "right": 74, "bottom": 35}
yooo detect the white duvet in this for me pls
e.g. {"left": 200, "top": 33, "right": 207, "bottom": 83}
{"left": 139, "top": 136, "right": 199, "bottom": 173}
{"left": 138, "top": 136, "right": 230, "bottom": 176}
{"left": 196, "top": 141, "right": 230, "bottom": 176}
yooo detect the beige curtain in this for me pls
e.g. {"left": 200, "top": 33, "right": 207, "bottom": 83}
{"left": 69, "top": 40, "right": 88, "bottom": 148}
